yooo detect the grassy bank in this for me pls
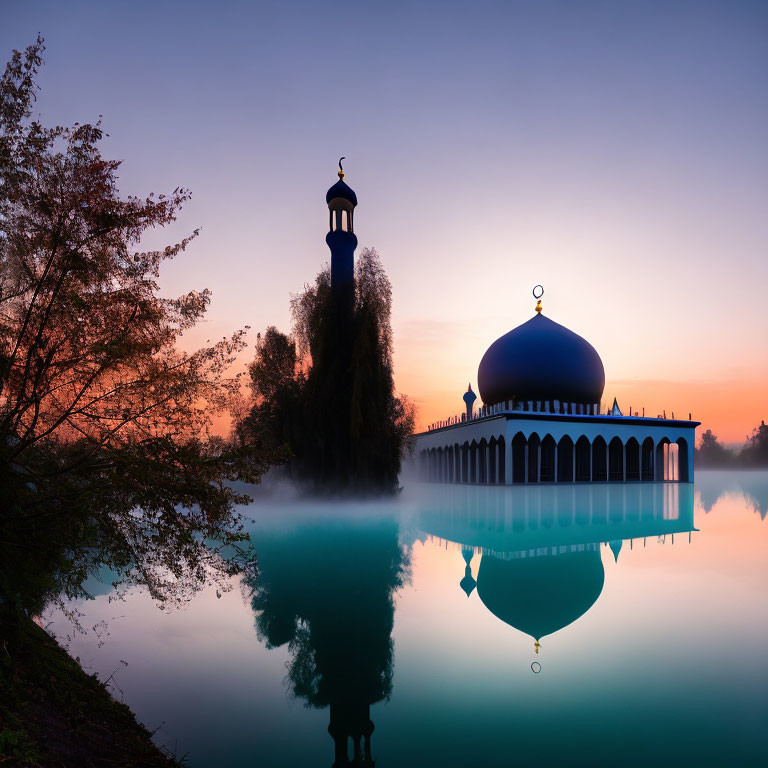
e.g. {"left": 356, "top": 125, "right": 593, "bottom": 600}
{"left": 0, "top": 616, "right": 178, "bottom": 767}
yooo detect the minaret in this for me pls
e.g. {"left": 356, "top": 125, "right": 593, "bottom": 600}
{"left": 463, "top": 384, "right": 477, "bottom": 420}
{"left": 326, "top": 157, "right": 358, "bottom": 306}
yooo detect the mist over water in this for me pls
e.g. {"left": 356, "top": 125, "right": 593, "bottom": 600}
{"left": 47, "top": 472, "right": 768, "bottom": 767}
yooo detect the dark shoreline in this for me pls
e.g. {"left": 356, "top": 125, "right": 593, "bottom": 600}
{"left": 1, "top": 617, "right": 178, "bottom": 767}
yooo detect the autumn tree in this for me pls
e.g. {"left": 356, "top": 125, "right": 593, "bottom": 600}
{"left": 0, "top": 38, "right": 270, "bottom": 620}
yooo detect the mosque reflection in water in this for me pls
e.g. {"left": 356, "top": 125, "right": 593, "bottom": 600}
{"left": 418, "top": 483, "right": 694, "bottom": 656}
{"left": 248, "top": 483, "right": 694, "bottom": 767}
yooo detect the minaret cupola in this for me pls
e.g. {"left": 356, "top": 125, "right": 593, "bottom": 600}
{"left": 326, "top": 157, "right": 358, "bottom": 296}
{"left": 462, "top": 384, "right": 477, "bottom": 420}
{"left": 326, "top": 157, "right": 358, "bottom": 232}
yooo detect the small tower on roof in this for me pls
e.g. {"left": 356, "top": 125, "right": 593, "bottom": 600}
{"left": 463, "top": 384, "right": 477, "bottom": 420}
{"left": 326, "top": 157, "right": 358, "bottom": 302}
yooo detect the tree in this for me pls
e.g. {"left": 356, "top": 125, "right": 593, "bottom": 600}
{"left": 695, "top": 429, "right": 734, "bottom": 468}
{"left": 236, "top": 326, "right": 302, "bottom": 456}
{"left": 741, "top": 420, "right": 768, "bottom": 467}
{"left": 0, "top": 38, "right": 269, "bottom": 620}
{"left": 239, "top": 248, "right": 415, "bottom": 494}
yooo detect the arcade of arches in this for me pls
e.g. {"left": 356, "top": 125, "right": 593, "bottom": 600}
{"left": 419, "top": 433, "right": 688, "bottom": 484}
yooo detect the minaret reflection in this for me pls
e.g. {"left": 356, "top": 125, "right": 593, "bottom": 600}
{"left": 245, "top": 520, "right": 408, "bottom": 767}
{"left": 459, "top": 546, "right": 477, "bottom": 597}
{"left": 418, "top": 482, "right": 696, "bottom": 654}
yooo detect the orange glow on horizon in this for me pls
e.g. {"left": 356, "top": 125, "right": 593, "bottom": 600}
{"left": 184, "top": 321, "right": 765, "bottom": 447}
{"left": 402, "top": 375, "right": 766, "bottom": 446}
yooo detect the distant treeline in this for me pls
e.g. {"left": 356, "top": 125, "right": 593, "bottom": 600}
{"left": 696, "top": 421, "right": 768, "bottom": 468}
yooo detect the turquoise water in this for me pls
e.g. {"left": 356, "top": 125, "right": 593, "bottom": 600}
{"left": 51, "top": 471, "right": 768, "bottom": 767}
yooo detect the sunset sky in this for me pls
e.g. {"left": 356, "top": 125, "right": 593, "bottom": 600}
{"left": 4, "top": 0, "right": 767, "bottom": 443}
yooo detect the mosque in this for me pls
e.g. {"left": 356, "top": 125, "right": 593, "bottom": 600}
{"left": 323, "top": 160, "right": 699, "bottom": 488}
{"left": 414, "top": 287, "right": 700, "bottom": 485}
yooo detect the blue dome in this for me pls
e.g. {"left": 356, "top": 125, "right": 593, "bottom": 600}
{"left": 477, "top": 313, "right": 605, "bottom": 407}
{"left": 477, "top": 550, "right": 605, "bottom": 641}
{"left": 326, "top": 178, "right": 358, "bottom": 206}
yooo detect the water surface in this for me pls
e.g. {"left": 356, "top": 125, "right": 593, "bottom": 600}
{"left": 50, "top": 471, "right": 768, "bottom": 767}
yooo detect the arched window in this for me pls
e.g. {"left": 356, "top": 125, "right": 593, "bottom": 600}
{"left": 540, "top": 435, "right": 556, "bottom": 482}
{"left": 470, "top": 441, "right": 478, "bottom": 483}
{"left": 608, "top": 437, "right": 624, "bottom": 481}
{"left": 557, "top": 436, "right": 574, "bottom": 482}
{"left": 626, "top": 438, "right": 640, "bottom": 481}
{"left": 488, "top": 438, "right": 497, "bottom": 484}
{"left": 655, "top": 439, "right": 669, "bottom": 481}
{"left": 592, "top": 436, "right": 607, "bottom": 482}
{"left": 461, "top": 442, "right": 470, "bottom": 483}
{"left": 454, "top": 443, "right": 461, "bottom": 483}
{"left": 575, "top": 436, "right": 591, "bottom": 481}
{"left": 676, "top": 438, "right": 689, "bottom": 482}
{"left": 666, "top": 442, "right": 680, "bottom": 481}
{"left": 478, "top": 439, "right": 488, "bottom": 484}
{"left": 655, "top": 438, "right": 681, "bottom": 480}
{"left": 527, "top": 433, "right": 541, "bottom": 483}
{"left": 641, "top": 438, "right": 654, "bottom": 481}
{"left": 512, "top": 432, "right": 526, "bottom": 484}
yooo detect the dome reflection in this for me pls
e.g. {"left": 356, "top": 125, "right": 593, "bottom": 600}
{"left": 477, "top": 549, "right": 605, "bottom": 644}
{"left": 415, "top": 482, "right": 695, "bottom": 646}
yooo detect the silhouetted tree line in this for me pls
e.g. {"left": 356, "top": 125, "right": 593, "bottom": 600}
{"left": 236, "top": 248, "right": 414, "bottom": 494}
{"left": 695, "top": 422, "right": 768, "bottom": 468}
{"left": 0, "top": 39, "right": 270, "bottom": 626}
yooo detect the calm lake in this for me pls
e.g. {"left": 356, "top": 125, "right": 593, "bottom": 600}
{"left": 48, "top": 471, "right": 768, "bottom": 767}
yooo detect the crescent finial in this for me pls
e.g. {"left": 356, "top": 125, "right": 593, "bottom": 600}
{"left": 533, "top": 284, "right": 544, "bottom": 313}
{"left": 338, "top": 156, "right": 345, "bottom": 179}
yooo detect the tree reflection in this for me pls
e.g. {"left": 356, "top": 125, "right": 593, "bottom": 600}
{"left": 696, "top": 471, "right": 768, "bottom": 519}
{"left": 245, "top": 520, "right": 408, "bottom": 766}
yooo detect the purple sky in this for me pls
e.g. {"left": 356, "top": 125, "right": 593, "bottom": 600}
{"left": 4, "top": 1, "right": 767, "bottom": 438}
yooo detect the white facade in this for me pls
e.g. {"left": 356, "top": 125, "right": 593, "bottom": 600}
{"left": 413, "top": 409, "right": 698, "bottom": 485}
